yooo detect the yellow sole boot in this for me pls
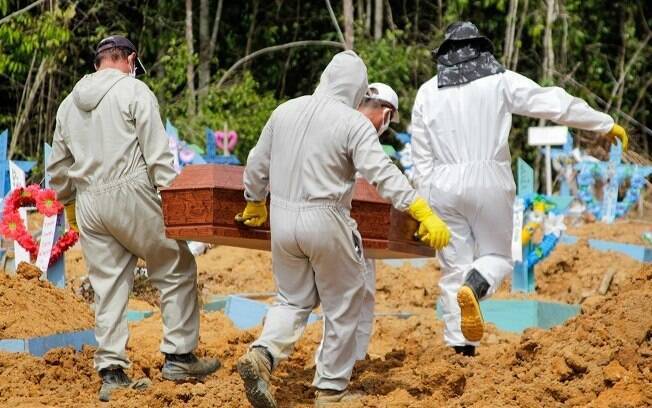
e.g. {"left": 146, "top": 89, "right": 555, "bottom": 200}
{"left": 457, "top": 285, "right": 484, "bottom": 342}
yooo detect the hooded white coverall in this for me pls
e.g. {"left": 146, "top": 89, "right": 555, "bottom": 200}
{"left": 47, "top": 68, "right": 199, "bottom": 370}
{"left": 411, "top": 70, "right": 613, "bottom": 346}
{"left": 244, "top": 51, "right": 417, "bottom": 391}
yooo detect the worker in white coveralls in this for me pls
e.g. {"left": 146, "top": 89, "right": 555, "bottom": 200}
{"left": 234, "top": 51, "right": 450, "bottom": 408}
{"left": 47, "top": 36, "right": 219, "bottom": 401}
{"left": 410, "top": 21, "right": 629, "bottom": 357}
{"left": 355, "top": 82, "right": 401, "bottom": 361}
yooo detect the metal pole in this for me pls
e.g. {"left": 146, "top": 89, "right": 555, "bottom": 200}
{"left": 545, "top": 145, "right": 552, "bottom": 196}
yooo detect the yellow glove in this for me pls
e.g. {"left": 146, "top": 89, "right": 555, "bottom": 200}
{"left": 65, "top": 202, "right": 78, "bottom": 232}
{"left": 407, "top": 197, "right": 451, "bottom": 250}
{"left": 606, "top": 124, "right": 628, "bottom": 151}
{"left": 235, "top": 201, "right": 268, "bottom": 227}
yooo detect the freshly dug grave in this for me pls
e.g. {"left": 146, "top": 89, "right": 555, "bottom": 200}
{"left": 535, "top": 241, "right": 644, "bottom": 303}
{"left": 0, "top": 267, "right": 94, "bottom": 339}
{"left": 566, "top": 219, "right": 651, "bottom": 246}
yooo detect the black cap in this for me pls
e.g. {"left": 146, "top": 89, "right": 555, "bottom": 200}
{"left": 95, "top": 35, "right": 146, "bottom": 76}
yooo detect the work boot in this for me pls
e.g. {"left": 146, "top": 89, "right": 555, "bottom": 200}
{"left": 162, "top": 352, "right": 220, "bottom": 382}
{"left": 453, "top": 345, "right": 476, "bottom": 357}
{"left": 457, "top": 269, "right": 489, "bottom": 342}
{"left": 237, "top": 346, "right": 277, "bottom": 408}
{"left": 98, "top": 367, "right": 151, "bottom": 402}
{"left": 314, "top": 388, "right": 364, "bottom": 407}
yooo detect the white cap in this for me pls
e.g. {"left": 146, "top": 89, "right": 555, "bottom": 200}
{"left": 366, "top": 82, "right": 400, "bottom": 122}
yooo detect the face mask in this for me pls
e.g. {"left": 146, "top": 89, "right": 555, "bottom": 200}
{"left": 377, "top": 108, "right": 391, "bottom": 135}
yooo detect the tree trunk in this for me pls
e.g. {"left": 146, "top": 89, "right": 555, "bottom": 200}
{"left": 10, "top": 58, "right": 49, "bottom": 159}
{"left": 198, "top": 0, "right": 210, "bottom": 98}
{"left": 357, "top": 0, "right": 364, "bottom": 25}
{"left": 343, "top": 0, "right": 354, "bottom": 49}
{"left": 374, "top": 0, "right": 382, "bottom": 40}
{"left": 511, "top": 0, "right": 529, "bottom": 70}
{"left": 385, "top": 0, "right": 396, "bottom": 31}
{"left": 185, "top": 0, "right": 196, "bottom": 115}
{"left": 365, "top": 0, "right": 371, "bottom": 35}
{"left": 244, "top": 0, "right": 260, "bottom": 67}
{"left": 537, "top": 0, "right": 557, "bottom": 192}
{"left": 502, "top": 0, "right": 518, "bottom": 66}
{"left": 209, "top": 0, "right": 224, "bottom": 63}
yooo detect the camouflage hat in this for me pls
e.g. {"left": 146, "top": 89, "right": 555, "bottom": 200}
{"left": 433, "top": 21, "right": 494, "bottom": 58}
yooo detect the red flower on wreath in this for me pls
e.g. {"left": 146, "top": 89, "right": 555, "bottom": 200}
{"left": 36, "top": 189, "right": 64, "bottom": 217}
{"left": 0, "top": 185, "right": 78, "bottom": 266}
{"left": 0, "top": 212, "right": 27, "bottom": 240}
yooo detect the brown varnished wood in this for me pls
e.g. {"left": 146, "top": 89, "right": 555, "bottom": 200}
{"left": 161, "top": 164, "right": 435, "bottom": 259}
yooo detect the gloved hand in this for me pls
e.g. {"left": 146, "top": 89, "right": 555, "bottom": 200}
{"left": 235, "top": 201, "right": 268, "bottom": 227}
{"left": 407, "top": 197, "right": 451, "bottom": 249}
{"left": 606, "top": 124, "right": 628, "bottom": 151}
{"left": 65, "top": 202, "right": 78, "bottom": 232}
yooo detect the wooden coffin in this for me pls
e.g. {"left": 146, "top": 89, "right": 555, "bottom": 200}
{"left": 161, "top": 164, "right": 435, "bottom": 259}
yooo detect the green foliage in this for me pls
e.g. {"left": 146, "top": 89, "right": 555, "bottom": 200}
{"left": 356, "top": 30, "right": 433, "bottom": 130}
{"left": 161, "top": 73, "right": 280, "bottom": 163}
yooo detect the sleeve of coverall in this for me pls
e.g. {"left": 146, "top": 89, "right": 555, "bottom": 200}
{"left": 46, "top": 116, "right": 76, "bottom": 204}
{"left": 410, "top": 90, "right": 434, "bottom": 194}
{"left": 347, "top": 116, "right": 417, "bottom": 211}
{"left": 243, "top": 115, "right": 273, "bottom": 202}
{"left": 133, "top": 85, "right": 178, "bottom": 189}
{"left": 502, "top": 70, "right": 614, "bottom": 133}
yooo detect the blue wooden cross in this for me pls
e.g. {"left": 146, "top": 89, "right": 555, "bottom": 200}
{"left": 512, "top": 158, "right": 535, "bottom": 293}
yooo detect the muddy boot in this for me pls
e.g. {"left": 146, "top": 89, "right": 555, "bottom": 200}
{"left": 453, "top": 345, "right": 476, "bottom": 357}
{"left": 314, "top": 388, "right": 364, "bottom": 407}
{"left": 162, "top": 352, "right": 220, "bottom": 382}
{"left": 98, "top": 367, "right": 149, "bottom": 402}
{"left": 237, "top": 346, "right": 276, "bottom": 408}
{"left": 457, "top": 269, "right": 489, "bottom": 342}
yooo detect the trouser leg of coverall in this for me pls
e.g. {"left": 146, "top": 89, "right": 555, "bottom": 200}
{"left": 434, "top": 211, "right": 477, "bottom": 347}
{"left": 251, "top": 204, "right": 319, "bottom": 365}
{"left": 79, "top": 173, "right": 200, "bottom": 370}
{"left": 302, "top": 207, "right": 367, "bottom": 391}
{"left": 355, "top": 258, "right": 375, "bottom": 360}
{"left": 468, "top": 189, "right": 515, "bottom": 297}
{"left": 82, "top": 227, "right": 138, "bottom": 370}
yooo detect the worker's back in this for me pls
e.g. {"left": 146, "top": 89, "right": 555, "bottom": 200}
{"left": 54, "top": 68, "right": 176, "bottom": 193}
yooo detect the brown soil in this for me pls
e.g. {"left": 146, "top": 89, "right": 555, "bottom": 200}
{"left": 567, "top": 219, "right": 652, "bottom": 246}
{"left": 1, "top": 266, "right": 649, "bottom": 407}
{"left": 535, "top": 241, "right": 644, "bottom": 303}
{"left": 2, "top": 220, "right": 650, "bottom": 406}
{"left": 0, "top": 272, "right": 94, "bottom": 339}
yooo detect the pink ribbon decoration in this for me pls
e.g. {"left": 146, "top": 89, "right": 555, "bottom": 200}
{"left": 214, "top": 131, "right": 238, "bottom": 153}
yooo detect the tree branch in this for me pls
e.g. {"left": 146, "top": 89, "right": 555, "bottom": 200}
{"left": 0, "top": 0, "right": 45, "bottom": 25}
{"left": 324, "top": 0, "right": 346, "bottom": 46}
{"left": 216, "top": 40, "right": 345, "bottom": 88}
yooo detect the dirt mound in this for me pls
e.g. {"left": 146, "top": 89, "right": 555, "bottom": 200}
{"left": 0, "top": 272, "right": 93, "bottom": 339}
{"left": 536, "top": 241, "right": 643, "bottom": 303}
{"left": 196, "top": 245, "right": 274, "bottom": 296}
{"left": 374, "top": 260, "right": 441, "bottom": 312}
{"left": 567, "top": 219, "right": 651, "bottom": 246}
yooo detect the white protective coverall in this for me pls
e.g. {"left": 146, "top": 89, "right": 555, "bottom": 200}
{"left": 47, "top": 68, "right": 199, "bottom": 370}
{"left": 244, "top": 51, "right": 417, "bottom": 391}
{"left": 411, "top": 70, "right": 613, "bottom": 346}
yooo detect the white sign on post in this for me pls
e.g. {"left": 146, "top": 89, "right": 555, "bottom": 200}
{"left": 9, "top": 161, "right": 30, "bottom": 266}
{"left": 527, "top": 126, "right": 569, "bottom": 196}
{"left": 511, "top": 197, "right": 525, "bottom": 262}
{"left": 35, "top": 215, "right": 57, "bottom": 277}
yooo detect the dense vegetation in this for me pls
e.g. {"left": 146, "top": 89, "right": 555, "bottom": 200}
{"left": 1, "top": 0, "right": 650, "bottom": 188}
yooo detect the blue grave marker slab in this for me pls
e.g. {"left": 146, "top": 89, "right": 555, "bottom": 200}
{"left": 0, "top": 329, "right": 97, "bottom": 356}
{"left": 0, "top": 130, "right": 8, "bottom": 200}
{"left": 513, "top": 159, "right": 535, "bottom": 293}
{"left": 435, "top": 299, "right": 580, "bottom": 333}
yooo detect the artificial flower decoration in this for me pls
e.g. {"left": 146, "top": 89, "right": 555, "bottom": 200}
{"left": 0, "top": 185, "right": 78, "bottom": 266}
